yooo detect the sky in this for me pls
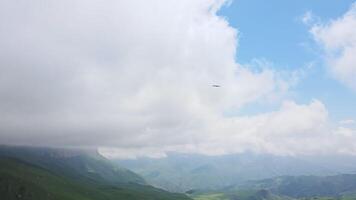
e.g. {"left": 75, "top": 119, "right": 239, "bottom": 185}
{"left": 0, "top": 0, "right": 356, "bottom": 159}
{"left": 219, "top": 0, "right": 356, "bottom": 120}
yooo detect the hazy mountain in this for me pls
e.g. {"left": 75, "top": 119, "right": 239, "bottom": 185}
{"left": 235, "top": 174, "right": 356, "bottom": 198}
{"left": 0, "top": 146, "right": 191, "bottom": 200}
{"left": 115, "top": 152, "right": 356, "bottom": 192}
{"left": 190, "top": 188, "right": 293, "bottom": 200}
{"left": 190, "top": 174, "right": 356, "bottom": 200}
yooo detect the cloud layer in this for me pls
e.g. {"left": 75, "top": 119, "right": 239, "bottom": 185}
{"left": 311, "top": 3, "right": 356, "bottom": 90}
{"left": 0, "top": 0, "right": 355, "bottom": 158}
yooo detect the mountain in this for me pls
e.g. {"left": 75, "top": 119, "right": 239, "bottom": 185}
{"left": 0, "top": 146, "right": 191, "bottom": 200}
{"left": 190, "top": 174, "right": 356, "bottom": 200}
{"left": 190, "top": 189, "right": 293, "bottom": 200}
{"left": 115, "top": 152, "right": 356, "bottom": 192}
{"left": 235, "top": 174, "right": 356, "bottom": 198}
{"left": 0, "top": 145, "right": 145, "bottom": 185}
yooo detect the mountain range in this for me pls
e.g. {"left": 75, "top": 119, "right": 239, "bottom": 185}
{"left": 190, "top": 174, "right": 356, "bottom": 200}
{"left": 115, "top": 152, "right": 356, "bottom": 192}
{"left": 0, "top": 145, "right": 191, "bottom": 200}
{"left": 3, "top": 146, "right": 356, "bottom": 200}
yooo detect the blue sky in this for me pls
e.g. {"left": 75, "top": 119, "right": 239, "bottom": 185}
{"left": 220, "top": 0, "right": 356, "bottom": 121}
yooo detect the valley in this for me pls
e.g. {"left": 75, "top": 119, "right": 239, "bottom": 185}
{"left": 2, "top": 146, "right": 356, "bottom": 200}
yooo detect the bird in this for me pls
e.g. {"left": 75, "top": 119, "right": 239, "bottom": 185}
{"left": 212, "top": 84, "right": 221, "bottom": 87}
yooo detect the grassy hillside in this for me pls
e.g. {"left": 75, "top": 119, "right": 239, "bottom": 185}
{"left": 0, "top": 146, "right": 192, "bottom": 200}
{"left": 0, "top": 145, "right": 145, "bottom": 185}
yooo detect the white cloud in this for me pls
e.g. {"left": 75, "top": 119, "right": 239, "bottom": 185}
{"left": 339, "top": 119, "right": 355, "bottom": 125}
{"left": 301, "top": 11, "right": 317, "bottom": 25}
{"left": 333, "top": 126, "right": 355, "bottom": 137}
{"left": 0, "top": 0, "right": 286, "bottom": 146}
{"left": 102, "top": 100, "right": 356, "bottom": 159}
{"left": 310, "top": 3, "right": 356, "bottom": 90}
{"left": 0, "top": 0, "right": 354, "bottom": 158}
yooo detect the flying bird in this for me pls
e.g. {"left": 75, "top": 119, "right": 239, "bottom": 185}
{"left": 212, "top": 84, "right": 221, "bottom": 87}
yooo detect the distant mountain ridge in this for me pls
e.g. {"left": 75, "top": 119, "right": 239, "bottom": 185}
{"left": 235, "top": 174, "right": 356, "bottom": 198}
{"left": 115, "top": 152, "right": 356, "bottom": 192}
{"left": 190, "top": 174, "right": 356, "bottom": 200}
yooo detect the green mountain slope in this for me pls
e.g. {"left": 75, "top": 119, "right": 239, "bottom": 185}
{"left": 0, "top": 146, "right": 191, "bottom": 200}
{"left": 0, "top": 158, "right": 191, "bottom": 200}
{"left": 0, "top": 145, "right": 145, "bottom": 185}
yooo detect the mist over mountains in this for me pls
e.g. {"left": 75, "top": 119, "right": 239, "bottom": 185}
{"left": 0, "top": 0, "right": 356, "bottom": 199}
{"left": 115, "top": 152, "right": 356, "bottom": 192}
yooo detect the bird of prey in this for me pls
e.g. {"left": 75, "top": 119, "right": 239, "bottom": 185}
{"left": 212, "top": 85, "right": 221, "bottom": 87}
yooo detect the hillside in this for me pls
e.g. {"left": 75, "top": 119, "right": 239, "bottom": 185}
{"left": 0, "top": 146, "right": 191, "bottom": 200}
{"left": 0, "top": 145, "right": 145, "bottom": 185}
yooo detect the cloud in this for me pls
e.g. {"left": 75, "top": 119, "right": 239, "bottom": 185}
{"left": 301, "top": 11, "right": 318, "bottom": 25}
{"left": 0, "top": 0, "right": 354, "bottom": 158}
{"left": 101, "top": 99, "right": 356, "bottom": 159}
{"left": 339, "top": 119, "right": 355, "bottom": 125}
{"left": 0, "top": 0, "right": 285, "bottom": 145}
{"left": 310, "top": 3, "right": 356, "bottom": 90}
